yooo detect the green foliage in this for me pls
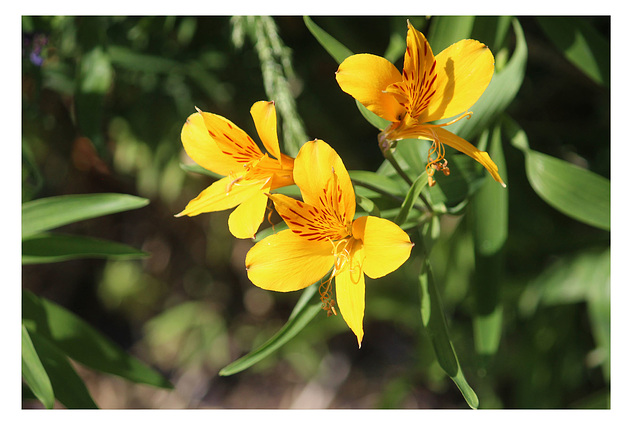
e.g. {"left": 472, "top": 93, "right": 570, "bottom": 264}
{"left": 21, "top": 192, "right": 168, "bottom": 407}
{"left": 22, "top": 15, "right": 610, "bottom": 409}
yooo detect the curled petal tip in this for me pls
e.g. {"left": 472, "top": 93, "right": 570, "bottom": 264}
{"left": 194, "top": 106, "right": 202, "bottom": 113}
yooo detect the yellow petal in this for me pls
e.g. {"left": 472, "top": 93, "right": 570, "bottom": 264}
{"left": 293, "top": 140, "right": 356, "bottom": 224}
{"left": 335, "top": 238, "right": 366, "bottom": 347}
{"left": 245, "top": 229, "right": 335, "bottom": 292}
{"left": 425, "top": 127, "right": 505, "bottom": 186}
{"left": 176, "top": 174, "right": 269, "bottom": 217}
{"left": 228, "top": 191, "right": 269, "bottom": 239}
{"left": 181, "top": 112, "right": 245, "bottom": 176}
{"left": 352, "top": 215, "right": 413, "bottom": 279}
{"left": 199, "top": 111, "right": 265, "bottom": 164}
{"left": 269, "top": 193, "right": 349, "bottom": 241}
{"left": 403, "top": 20, "right": 436, "bottom": 94}
{"left": 269, "top": 154, "right": 296, "bottom": 190}
{"left": 420, "top": 39, "right": 495, "bottom": 123}
{"left": 336, "top": 54, "right": 405, "bottom": 122}
{"left": 250, "top": 100, "right": 281, "bottom": 161}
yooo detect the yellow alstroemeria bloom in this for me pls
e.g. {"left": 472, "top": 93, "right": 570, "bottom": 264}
{"left": 245, "top": 139, "right": 414, "bottom": 347}
{"left": 176, "top": 101, "right": 295, "bottom": 239}
{"left": 336, "top": 20, "right": 505, "bottom": 187}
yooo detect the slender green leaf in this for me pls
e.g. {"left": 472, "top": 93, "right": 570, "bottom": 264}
{"left": 394, "top": 171, "right": 430, "bottom": 225}
{"left": 219, "top": 284, "right": 322, "bottom": 376}
{"left": 303, "top": 16, "right": 354, "bottom": 64}
{"left": 180, "top": 162, "right": 223, "bottom": 179}
{"left": 423, "top": 261, "right": 479, "bottom": 408}
{"left": 22, "top": 233, "right": 149, "bottom": 264}
{"left": 304, "top": 16, "right": 391, "bottom": 132}
{"left": 22, "top": 193, "right": 149, "bottom": 238}
{"left": 505, "top": 117, "right": 610, "bottom": 230}
{"left": 471, "top": 124, "right": 508, "bottom": 356}
{"left": 22, "top": 290, "right": 172, "bottom": 389}
{"left": 448, "top": 18, "right": 527, "bottom": 142}
{"left": 22, "top": 325, "right": 55, "bottom": 409}
{"left": 350, "top": 170, "right": 409, "bottom": 197}
{"left": 355, "top": 194, "right": 381, "bottom": 217}
{"left": 537, "top": 17, "right": 610, "bottom": 86}
{"left": 471, "top": 16, "right": 513, "bottom": 54}
{"left": 29, "top": 331, "right": 98, "bottom": 409}
{"left": 427, "top": 16, "right": 476, "bottom": 54}
{"left": 526, "top": 150, "right": 610, "bottom": 230}
{"left": 356, "top": 99, "right": 390, "bottom": 131}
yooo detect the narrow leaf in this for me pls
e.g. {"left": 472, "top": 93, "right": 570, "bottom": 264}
{"left": 394, "top": 171, "right": 430, "bottom": 226}
{"left": 505, "top": 117, "right": 610, "bottom": 230}
{"left": 22, "top": 193, "right": 149, "bottom": 238}
{"left": 219, "top": 284, "right": 321, "bottom": 376}
{"left": 537, "top": 17, "right": 610, "bottom": 86}
{"left": 356, "top": 99, "right": 390, "bottom": 131}
{"left": 29, "top": 331, "right": 99, "bottom": 409}
{"left": 22, "top": 233, "right": 148, "bottom": 264}
{"left": 427, "top": 16, "right": 476, "bottom": 54}
{"left": 22, "top": 325, "right": 55, "bottom": 409}
{"left": 448, "top": 18, "right": 527, "bottom": 142}
{"left": 350, "top": 170, "right": 409, "bottom": 197}
{"left": 471, "top": 124, "right": 508, "bottom": 356}
{"left": 526, "top": 150, "right": 610, "bottom": 230}
{"left": 22, "top": 290, "right": 172, "bottom": 389}
{"left": 303, "top": 16, "right": 354, "bottom": 64}
{"left": 423, "top": 261, "right": 479, "bottom": 408}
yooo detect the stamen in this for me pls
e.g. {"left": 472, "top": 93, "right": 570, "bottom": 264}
{"left": 424, "top": 130, "right": 449, "bottom": 187}
{"left": 225, "top": 173, "right": 243, "bottom": 194}
{"left": 429, "top": 111, "right": 473, "bottom": 128}
{"left": 266, "top": 199, "right": 276, "bottom": 232}
{"left": 319, "top": 272, "right": 337, "bottom": 317}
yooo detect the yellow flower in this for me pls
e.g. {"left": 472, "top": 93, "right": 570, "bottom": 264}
{"left": 336, "top": 20, "right": 505, "bottom": 187}
{"left": 176, "top": 101, "right": 295, "bottom": 238}
{"left": 245, "top": 139, "right": 414, "bottom": 347}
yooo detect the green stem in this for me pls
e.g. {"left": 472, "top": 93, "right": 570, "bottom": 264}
{"left": 379, "top": 136, "right": 433, "bottom": 212}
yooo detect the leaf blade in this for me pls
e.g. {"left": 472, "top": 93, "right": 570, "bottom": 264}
{"left": 28, "top": 331, "right": 99, "bottom": 409}
{"left": 22, "top": 290, "right": 172, "bottom": 389}
{"left": 22, "top": 325, "right": 55, "bottom": 409}
{"left": 22, "top": 233, "right": 149, "bottom": 264}
{"left": 219, "top": 284, "right": 321, "bottom": 376}
{"left": 22, "top": 193, "right": 149, "bottom": 238}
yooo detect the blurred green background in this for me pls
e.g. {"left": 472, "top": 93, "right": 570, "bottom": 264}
{"left": 22, "top": 16, "right": 610, "bottom": 408}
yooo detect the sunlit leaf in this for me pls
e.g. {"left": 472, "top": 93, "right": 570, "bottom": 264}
{"left": 427, "top": 16, "right": 475, "bottom": 54}
{"left": 22, "top": 193, "right": 149, "bottom": 239}
{"left": 470, "top": 124, "right": 508, "bottom": 356}
{"left": 219, "top": 284, "right": 321, "bottom": 376}
{"left": 423, "top": 261, "right": 479, "bottom": 409}
{"left": 22, "top": 290, "right": 172, "bottom": 389}
{"left": 350, "top": 170, "right": 409, "bottom": 197}
{"left": 395, "top": 171, "right": 430, "bottom": 226}
{"left": 22, "top": 325, "right": 55, "bottom": 409}
{"left": 447, "top": 18, "right": 528, "bottom": 142}
{"left": 22, "top": 233, "right": 149, "bottom": 264}
{"left": 526, "top": 150, "right": 610, "bottom": 230}
{"left": 303, "top": 16, "right": 353, "bottom": 64}
{"left": 504, "top": 118, "right": 610, "bottom": 231}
